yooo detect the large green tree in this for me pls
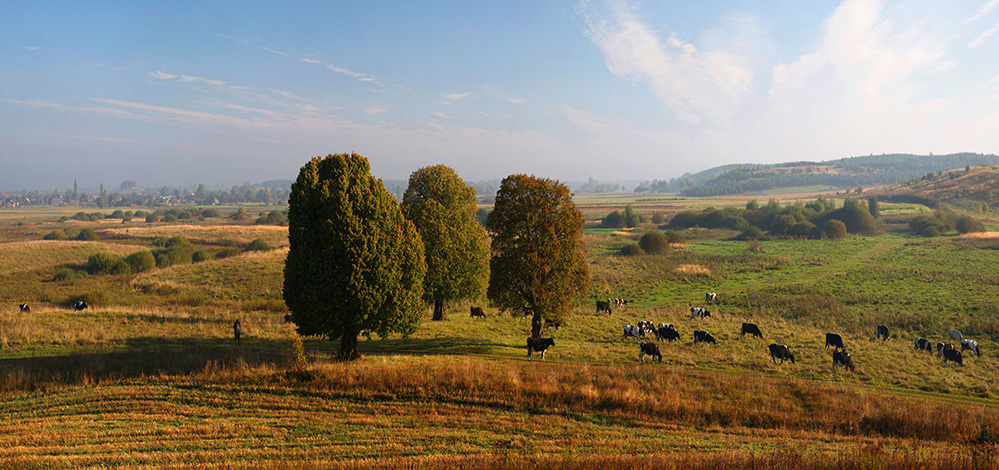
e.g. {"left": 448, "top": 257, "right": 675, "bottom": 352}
{"left": 401, "top": 165, "right": 490, "bottom": 321}
{"left": 283, "top": 153, "right": 426, "bottom": 360}
{"left": 487, "top": 174, "right": 589, "bottom": 339}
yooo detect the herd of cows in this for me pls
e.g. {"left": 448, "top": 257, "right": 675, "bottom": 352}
{"left": 522, "top": 293, "right": 987, "bottom": 372}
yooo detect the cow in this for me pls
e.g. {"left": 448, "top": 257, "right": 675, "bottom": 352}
{"left": 73, "top": 301, "right": 88, "bottom": 311}
{"left": 833, "top": 350, "right": 855, "bottom": 372}
{"left": 623, "top": 325, "right": 641, "bottom": 340}
{"left": 876, "top": 325, "right": 890, "bottom": 341}
{"left": 596, "top": 300, "right": 612, "bottom": 314}
{"left": 283, "top": 314, "right": 293, "bottom": 323}
{"left": 527, "top": 337, "right": 555, "bottom": 360}
{"left": 914, "top": 338, "right": 932, "bottom": 353}
{"left": 656, "top": 325, "right": 680, "bottom": 342}
{"left": 740, "top": 322, "right": 763, "bottom": 339}
{"left": 705, "top": 292, "right": 717, "bottom": 303}
{"left": 233, "top": 319, "right": 241, "bottom": 345}
{"left": 615, "top": 298, "right": 629, "bottom": 307}
{"left": 825, "top": 333, "right": 844, "bottom": 350}
{"left": 470, "top": 306, "right": 485, "bottom": 318}
{"left": 544, "top": 319, "right": 562, "bottom": 332}
{"left": 690, "top": 307, "right": 712, "bottom": 319}
{"left": 768, "top": 343, "right": 795, "bottom": 364}
{"left": 942, "top": 348, "right": 963, "bottom": 366}
{"left": 636, "top": 321, "right": 655, "bottom": 338}
{"left": 639, "top": 342, "right": 662, "bottom": 364}
{"left": 948, "top": 329, "right": 963, "bottom": 342}
{"left": 936, "top": 342, "right": 954, "bottom": 358}
{"left": 18, "top": 303, "right": 30, "bottom": 313}
{"left": 693, "top": 330, "right": 716, "bottom": 345}
{"left": 960, "top": 339, "right": 982, "bottom": 358}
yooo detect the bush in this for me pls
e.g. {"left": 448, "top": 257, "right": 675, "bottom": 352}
{"left": 202, "top": 208, "right": 221, "bottom": 218}
{"left": 956, "top": 216, "right": 986, "bottom": 234}
{"left": 738, "top": 226, "right": 765, "bottom": 241}
{"left": 43, "top": 229, "right": 68, "bottom": 240}
{"left": 620, "top": 243, "right": 644, "bottom": 256}
{"left": 155, "top": 253, "right": 173, "bottom": 268}
{"left": 76, "top": 228, "right": 99, "bottom": 241}
{"left": 133, "top": 210, "right": 148, "bottom": 218}
{"left": 146, "top": 213, "right": 159, "bottom": 223}
{"left": 125, "top": 251, "right": 156, "bottom": 273}
{"left": 663, "top": 230, "right": 686, "bottom": 245}
{"left": 623, "top": 205, "right": 641, "bottom": 228}
{"left": 909, "top": 215, "right": 950, "bottom": 237}
{"left": 87, "top": 252, "right": 130, "bottom": 275}
{"left": 788, "top": 221, "right": 817, "bottom": 238}
{"left": 602, "top": 211, "right": 625, "bottom": 228}
{"left": 245, "top": 238, "right": 274, "bottom": 252}
{"left": 63, "top": 227, "right": 80, "bottom": 239}
{"left": 651, "top": 213, "right": 666, "bottom": 225}
{"left": 69, "top": 290, "right": 112, "bottom": 308}
{"left": 192, "top": 250, "right": 211, "bottom": 263}
{"left": 151, "top": 237, "right": 168, "bottom": 247}
{"left": 216, "top": 247, "right": 243, "bottom": 259}
{"left": 824, "top": 219, "right": 848, "bottom": 240}
{"left": 166, "top": 236, "right": 190, "bottom": 248}
{"left": 53, "top": 268, "right": 87, "bottom": 283}
{"left": 638, "top": 231, "right": 669, "bottom": 255}
{"left": 110, "top": 210, "right": 125, "bottom": 219}
{"left": 162, "top": 214, "right": 178, "bottom": 222}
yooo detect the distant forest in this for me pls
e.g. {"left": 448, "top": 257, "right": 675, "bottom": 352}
{"left": 635, "top": 153, "right": 999, "bottom": 197}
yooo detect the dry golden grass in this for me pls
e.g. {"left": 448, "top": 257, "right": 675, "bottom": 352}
{"left": 958, "top": 232, "right": 999, "bottom": 239}
{"left": 101, "top": 224, "right": 289, "bottom": 248}
{"left": 675, "top": 263, "right": 711, "bottom": 275}
{"left": 130, "top": 248, "right": 287, "bottom": 302}
{"left": 0, "top": 240, "right": 145, "bottom": 274}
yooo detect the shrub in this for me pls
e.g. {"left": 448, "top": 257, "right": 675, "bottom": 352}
{"left": 146, "top": 213, "right": 159, "bottom": 223}
{"left": 76, "top": 228, "right": 99, "bottom": 241}
{"left": 192, "top": 250, "right": 211, "bottom": 263}
{"left": 602, "top": 211, "right": 625, "bottom": 228}
{"left": 63, "top": 227, "right": 79, "bottom": 239}
{"left": 623, "top": 205, "right": 641, "bottom": 228}
{"left": 638, "top": 231, "right": 669, "bottom": 255}
{"left": 666, "top": 211, "right": 699, "bottom": 229}
{"left": 151, "top": 237, "right": 169, "bottom": 247}
{"left": 125, "top": 251, "right": 156, "bottom": 273}
{"left": 166, "top": 236, "right": 190, "bottom": 248}
{"left": 162, "top": 214, "right": 178, "bottom": 222}
{"left": 245, "top": 238, "right": 274, "bottom": 252}
{"left": 651, "top": 213, "right": 665, "bottom": 225}
{"left": 43, "top": 229, "right": 68, "bottom": 240}
{"left": 87, "top": 252, "right": 130, "bottom": 275}
{"left": 620, "top": 243, "right": 644, "bottom": 256}
{"left": 53, "top": 268, "right": 87, "bottom": 283}
{"left": 663, "top": 230, "right": 686, "bottom": 245}
{"left": 69, "top": 290, "right": 112, "bottom": 308}
{"left": 216, "top": 247, "right": 243, "bottom": 259}
{"left": 956, "top": 216, "right": 986, "bottom": 234}
{"left": 909, "top": 215, "right": 949, "bottom": 237}
{"left": 133, "top": 210, "right": 148, "bottom": 218}
{"left": 155, "top": 253, "right": 172, "bottom": 268}
{"left": 738, "top": 226, "right": 765, "bottom": 241}
{"left": 202, "top": 208, "right": 221, "bottom": 218}
{"left": 177, "top": 210, "right": 193, "bottom": 220}
{"left": 110, "top": 210, "right": 125, "bottom": 219}
{"left": 824, "top": 219, "right": 848, "bottom": 240}
{"left": 788, "top": 221, "right": 817, "bottom": 238}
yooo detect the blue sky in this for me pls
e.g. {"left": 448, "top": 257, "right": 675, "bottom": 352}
{"left": 2, "top": 0, "right": 998, "bottom": 191}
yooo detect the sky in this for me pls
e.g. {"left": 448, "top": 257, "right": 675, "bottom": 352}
{"left": 2, "top": 0, "right": 998, "bottom": 191}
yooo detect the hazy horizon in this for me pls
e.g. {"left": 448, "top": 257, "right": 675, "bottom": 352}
{"left": 3, "top": 0, "right": 998, "bottom": 192}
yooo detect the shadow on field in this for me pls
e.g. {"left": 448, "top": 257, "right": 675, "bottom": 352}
{"left": 358, "top": 336, "right": 512, "bottom": 357}
{"left": 112, "top": 312, "right": 235, "bottom": 326}
{"left": 0, "top": 337, "right": 292, "bottom": 391}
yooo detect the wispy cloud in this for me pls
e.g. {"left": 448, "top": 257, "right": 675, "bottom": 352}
{"left": 150, "top": 71, "right": 177, "bottom": 80}
{"left": 271, "top": 89, "right": 304, "bottom": 101}
{"left": 969, "top": 22, "right": 999, "bottom": 47}
{"left": 429, "top": 111, "right": 453, "bottom": 119}
{"left": 24, "top": 46, "right": 40, "bottom": 51}
{"left": 363, "top": 104, "right": 388, "bottom": 115}
{"left": 443, "top": 92, "right": 472, "bottom": 103}
{"left": 7, "top": 99, "right": 150, "bottom": 121}
{"left": 179, "top": 75, "right": 227, "bottom": 86}
{"left": 301, "top": 58, "right": 321, "bottom": 64}
{"left": 219, "top": 33, "right": 289, "bottom": 56}
{"left": 966, "top": 0, "right": 999, "bottom": 23}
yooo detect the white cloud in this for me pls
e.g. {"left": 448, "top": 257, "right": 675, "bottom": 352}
{"left": 429, "top": 111, "right": 453, "bottom": 119}
{"left": 443, "top": 92, "right": 472, "bottom": 103}
{"left": 969, "top": 22, "right": 999, "bottom": 47}
{"left": 179, "top": 75, "right": 228, "bottom": 86}
{"left": 301, "top": 58, "right": 321, "bottom": 64}
{"left": 363, "top": 104, "right": 388, "bottom": 115}
{"left": 150, "top": 71, "right": 177, "bottom": 80}
{"left": 271, "top": 89, "right": 305, "bottom": 101}
{"left": 966, "top": 0, "right": 999, "bottom": 23}
{"left": 25, "top": 46, "right": 40, "bottom": 51}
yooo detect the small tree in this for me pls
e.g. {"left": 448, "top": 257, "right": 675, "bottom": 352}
{"left": 867, "top": 196, "right": 880, "bottom": 219}
{"left": 624, "top": 204, "right": 641, "bottom": 228}
{"left": 487, "top": 175, "right": 589, "bottom": 339}
{"left": 602, "top": 210, "right": 625, "bottom": 228}
{"left": 284, "top": 153, "right": 426, "bottom": 360}
{"left": 401, "top": 165, "right": 490, "bottom": 321}
{"left": 125, "top": 251, "right": 156, "bottom": 273}
{"left": 955, "top": 216, "right": 985, "bottom": 234}
{"left": 638, "top": 231, "right": 669, "bottom": 254}
{"left": 824, "top": 219, "right": 848, "bottom": 240}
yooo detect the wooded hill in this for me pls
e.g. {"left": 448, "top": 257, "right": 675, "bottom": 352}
{"left": 640, "top": 153, "right": 999, "bottom": 197}
{"left": 867, "top": 163, "right": 999, "bottom": 213}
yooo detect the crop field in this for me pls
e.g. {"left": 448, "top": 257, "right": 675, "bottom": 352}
{"left": 0, "top": 200, "right": 997, "bottom": 469}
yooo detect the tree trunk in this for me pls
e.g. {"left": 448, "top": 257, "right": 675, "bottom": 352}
{"left": 531, "top": 309, "right": 543, "bottom": 339}
{"left": 432, "top": 299, "right": 447, "bottom": 321}
{"left": 338, "top": 333, "right": 360, "bottom": 361}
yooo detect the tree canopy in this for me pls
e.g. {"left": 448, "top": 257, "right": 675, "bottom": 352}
{"left": 283, "top": 153, "right": 426, "bottom": 360}
{"left": 401, "top": 165, "right": 490, "bottom": 321}
{"left": 487, "top": 174, "right": 589, "bottom": 338}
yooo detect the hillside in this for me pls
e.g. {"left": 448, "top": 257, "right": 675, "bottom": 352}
{"left": 648, "top": 153, "right": 999, "bottom": 197}
{"left": 867, "top": 164, "right": 999, "bottom": 213}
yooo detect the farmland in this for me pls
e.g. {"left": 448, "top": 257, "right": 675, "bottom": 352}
{"left": 0, "top": 198, "right": 997, "bottom": 469}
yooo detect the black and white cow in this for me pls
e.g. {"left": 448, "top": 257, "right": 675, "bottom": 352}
{"left": 636, "top": 321, "right": 655, "bottom": 338}
{"left": 614, "top": 298, "right": 629, "bottom": 307}
{"left": 18, "top": 303, "right": 30, "bottom": 313}
{"left": 73, "top": 300, "right": 88, "bottom": 311}
{"left": 656, "top": 323, "right": 680, "bottom": 342}
{"left": 740, "top": 322, "right": 763, "bottom": 339}
{"left": 768, "top": 343, "right": 795, "bottom": 364}
{"left": 825, "top": 333, "right": 844, "bottom": 350}
{"left": 960, "top": 339, "right": 982, "bottom": 358}
{"left": 942, "top": 348, "right": 963, "bottom": 366}
{"left": 527, "top": 337, "right": 555, "bottom": 360}
{"left": 876, "top": 325, "right": 890, "bottom": 341}
{"left": 833, "top": 350, "right": 855, "bottom": 372}
{"left": 690, "top": 307, "right": 712, "bottom": 319}
{"left": 948, "top": 329, "right": 963, "bottom": 342}
{"left": 914, "top": 338, "right": 933, "bottom": 353}
{"left": 623, "top": 325, "right": 641, "bottom": 340}
{"left": 936, "top": 342, "right": 954, "bottom": 358}
{"left": 705, "top": 292, "right": 717, "bottom": 303}
{"left": 693, "top": 330, "right": 716, "bottom": 345}
{"left": 639, "top": 342, "right": 662, "bottom": 364}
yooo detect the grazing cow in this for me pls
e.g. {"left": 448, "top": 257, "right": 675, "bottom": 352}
{"left": 656, "top": 325, "right": 680, "bottom": 342}
{"left": 914, "top": 338, "right": 933, "bottom": 353}
{"left": 639, "top": 342, "right": 662, "bottom": 364}
{"left": 833, "top": 350, "right": 855, "bottom": 372}
{"left": 690, "top": 307, "right": 712, "bottom": 319}
{"left": 693, "top": 330, "right": 716, "bottom": 345}
{"left": 73, "top": 300, "right": 88, "bottom": 311}
{"left": 876, "top": 325, "right": 890, "bottom": 341}
{"left": 636, "top": 321, "right": 655, "bottom": 338}
{"left": 948, "top": 329, "right": 963, "bottom": 342}
{"left": 740, "top": 322, "right": 763, "bottom": 339}
{"left": 544, "top": 319, "right": 561, "bottom": 332}
{"left": 936, "top": 342, "right": 954, "bottom": 358}
{"left": 18, "top": 303, "right": 30, "bottom": 313}
{"left": 596, "top": 300, "right": 612, "bottom": 314}
{"left": 825, "top": 333, "right": 844, "bottom": 350}
{"left": 470, "top": 306, "right": 485, "bottom": 318}
{"left": 960, "top": 339, "right": 981, "bottom": 358}
{"left": 233, "top": 319, "right": 241, "bottom": 345}
{"left": 283, "top": 314, "right": 293, "bottom": 323}
{"left": 614, "top": 298, "right": 629, "bottom": 307}
{"left": 705, "top": 292, "right": 717, "bottom": 303}
{"left": 527, "top": 337, "right": 555, "bottom": 360}
{"left": 942, "top": 348, "right": 963, "bottom": 366}
{"left": 623, "top": 325, "right": 641, "bottom": 340}
{"left": 768, "top": 343, "right": 795, "bottom": 364}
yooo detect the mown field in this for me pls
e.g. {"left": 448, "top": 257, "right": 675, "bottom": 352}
{"left": 0, "top": 201, "right": 997, "bottom": 469}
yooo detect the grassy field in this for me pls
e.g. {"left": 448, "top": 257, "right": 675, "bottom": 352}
{"left": 0, "top": 200, "right": 997, "bottom": 469}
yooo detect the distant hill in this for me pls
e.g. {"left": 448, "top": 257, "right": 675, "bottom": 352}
{"left": 654, "top": 153, "right": 999, "bottom": 197}
{"left": 866, "top": 164, "right": 999, "bottom": 212}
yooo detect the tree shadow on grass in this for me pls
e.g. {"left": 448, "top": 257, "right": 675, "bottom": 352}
{"left": 357, "top": 336, "right": 514, "bottom": 357}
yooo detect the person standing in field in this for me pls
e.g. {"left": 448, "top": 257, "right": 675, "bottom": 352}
{"left": 233, "top": 319, "right": 241, "bottom": 345}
